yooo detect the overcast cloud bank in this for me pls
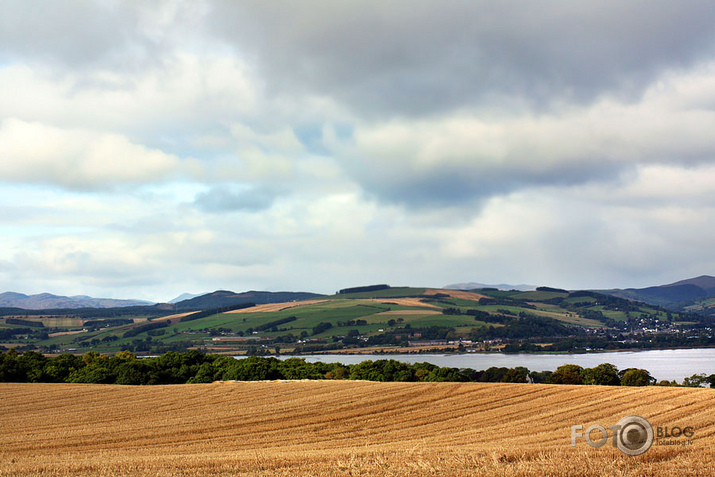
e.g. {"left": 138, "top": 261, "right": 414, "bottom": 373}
{"left": 1, "top": 1, "right": 714, "bottom": 301}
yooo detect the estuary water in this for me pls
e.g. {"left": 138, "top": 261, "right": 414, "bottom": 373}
{"left": 285, "top": 348, "right": 715, "bottom": 382}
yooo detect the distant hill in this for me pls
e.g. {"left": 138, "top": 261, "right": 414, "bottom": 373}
{"left": 444, "top": 282, "right": 535, "bottom": 292}
{"left": 667, "top": 276, "right": 715, "bottom": 291}
{"left": 172, "top": 290, "right": 324, "bottom": 311}
{"left": 0, "top": 292, "right": 154, "bottom": 310}
{"left": 167, "top": 292, "right": 205, "bottom": 304}
{"left": 598, "top": 275, "right": 715, "bottom": 310}
{"left": 6, "top": 283, "right": 713, "bottom": 354}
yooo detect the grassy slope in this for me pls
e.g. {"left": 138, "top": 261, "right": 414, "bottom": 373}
{"left": 171, "top": 294, "right": 500, "bottom": 341}
{"left": 512, "top": 290, "right": 569, "bottom": 301}
{"left": 1, "top": 381, "right": 713, "bottom": 476}
{"left": 685, "top": 296, "right": 715, "bottom": 315}
{"left": 2, "top": 286, "right": 698, "bottom": 351}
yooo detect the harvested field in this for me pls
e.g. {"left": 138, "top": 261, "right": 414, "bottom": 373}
{"left": 150, "top": 312, "right": 204, "bottom": 325}
{"left": 1, "top": 381, "right": 714, "bottom": 476}
{"left": 47, "top": 329, "right": 88, "bottom": 338}
{"left": 365, "top": 298, "right": 441, "bottom": 308}
{"left": 7, "top": 317, "right": 85, "bottom": 328}
{"left": 223, "top": 297, "right": 442, "bottom": 317}
{"left": 226, "top": 300, "right": 330, "bottom": 314}
{"left": 425, "top": 288, "right": 487, "bottom": 302}
{"left": 372, "top": 309, "right": 442, "bottom": 316}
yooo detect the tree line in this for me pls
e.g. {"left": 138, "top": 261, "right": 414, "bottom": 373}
{"left": 1, "top": 349, "right": 712, "bottom": 387}
{"left": 338, "top": 284, "right": 390, "bottom": 294}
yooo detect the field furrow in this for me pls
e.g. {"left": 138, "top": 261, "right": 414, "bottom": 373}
{"left": 1, "top": 381, "right": 714, "bottom": 476}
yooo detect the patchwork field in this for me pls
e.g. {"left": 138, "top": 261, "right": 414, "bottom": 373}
{"left": 1, "top": 382, "right": 714, "bottom": 476}
{"left": 226, "top": 300, "right": 331, "bottom": 314}
{"left": 424, "top": 288, "right": 487, "bottom": 302}
{"left": 4, "top": 285, "right": 705, "bottom": 354}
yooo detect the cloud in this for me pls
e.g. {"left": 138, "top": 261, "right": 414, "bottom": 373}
{"left": 577, "top": 163, "right": 715, "bottom": 209}
{"left": 2, "top": 1, "right": 715, "bottom": 300}
{"left": 0, "top": 55, "right": 260, "bottom": 149}
{"left": 205, "top": 1, "right": 715, "bottom": 117}
{"left": 337, "top": 65, "right": 715, "bottom": 207}
{"left": 193, "top": 186, "right": 277, "bottom": 212}
{"left": 0, "top": 1, "right": 214, "bottom": 73}
{"left": 20, "top": 0, "right": 713, "bottom": 121}
{"left": 0, "top": 119, "right": 181, "bottom": 189}
{"left": 0, "top": 2, "right": 143, "bottom": 68}
{"left": 0, "top": 189, "right": 385, "bottom": 298}
{"left": 10, "top": 235, "right": 164, "bottom": 291}
{"left": 433, "top": 183, "right": 715, "bottom": 290}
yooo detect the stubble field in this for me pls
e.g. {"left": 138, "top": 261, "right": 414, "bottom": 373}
{"left": 1, "top": 381, "right": 714, "bottom": 476}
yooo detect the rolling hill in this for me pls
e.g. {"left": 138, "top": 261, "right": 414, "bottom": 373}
{"left": 171, "top": 290, "right": 325, "bottom": 311}
{"left": 599, "top": 275, "right": 715, "bottom": 313}
{"left": 0, "top": 292, "right": 153, "bottom": 310}
{"left": 2, "top": 278, "right": 715, "bottom": 355}
{"left": 3, "top": 284, "right": 707, "bottom": 356}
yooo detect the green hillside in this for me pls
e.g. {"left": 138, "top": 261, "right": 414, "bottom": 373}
{"left": 1, "top": 285, "right": 711, "bottom": 356}
{"left": 598, "top": 275, "right": 715, "bottom": 313}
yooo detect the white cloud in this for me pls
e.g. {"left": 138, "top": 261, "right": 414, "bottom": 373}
{"left": 0, "top": 54, "right": 260, "bottom": 140}
{"left": 2, "top": 1, "right": 715, "bottom": 298}
{"left": 595, "top": 163, "right": 715, "bottom": 208}
{"left": 0, "top": 119, "right": 181, "bottom": 189}
{"left": 340, "top": 64, "right": 715, "bottom": 206}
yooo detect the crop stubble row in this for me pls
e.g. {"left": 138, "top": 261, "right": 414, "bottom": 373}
{"left": 1, "top": 381, "right": 714, "bottom": 476}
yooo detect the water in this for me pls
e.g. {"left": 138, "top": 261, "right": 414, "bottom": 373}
{"left": 281, "top": 348, "right": 715, "bottom": 383}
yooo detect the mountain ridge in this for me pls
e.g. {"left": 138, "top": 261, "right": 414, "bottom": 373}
{"left": 665, "top": 275, "right": 715, "bottom": 292}
{"left": 3, "top": 275, "right": 714, "bottom": 312}
{"left": 0, "top": 292, "right": 154, "bottom": 310}
{"left": 171, "top": 290, "right": 325, "bottom": 311}
{"left": 597, "top": 275, "right": 715, "bottom": 312}
{"left": 168, "top": 292, "right": 206, "bottom": 304}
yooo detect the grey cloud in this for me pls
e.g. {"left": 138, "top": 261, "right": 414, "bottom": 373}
{"left": 12, "top": 248, "right": 162, "bottom": 289}
{"left": 335, "top": 68, "right": 715, "bottom": 207}
{"left": 4, "top": 1, "right": 715, "bottom": 300}
{"left": 0, "top": 2, "right": 144, "bottom": 68}
{"left": 0, "top": 119, "right": 181, "bottom": 190}
{"left": 352, "top": 154, "right": 625, "bottom": 209}
{"left": 205, "top": 1, "right": 715, "bottom": 117}
{"left": 193, "top": 186, "right": 277, "bottom": 213}
{"left": 5, "top": 1, "right": 715, "bottom": 117}
{"left": 0, "top": 1, "right": 208, "bottom": 72}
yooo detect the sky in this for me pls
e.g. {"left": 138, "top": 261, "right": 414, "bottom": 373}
{"left": 1, "top": 1, "right": 715, "bottom": 302}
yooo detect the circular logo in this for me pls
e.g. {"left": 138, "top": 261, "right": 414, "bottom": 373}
{"left": 615, "top": 415, "right": 654, "bottom": 456}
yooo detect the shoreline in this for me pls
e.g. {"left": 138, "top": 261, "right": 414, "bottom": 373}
{"left": 270, "top": 344, "right": 715, "bottom": 357}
